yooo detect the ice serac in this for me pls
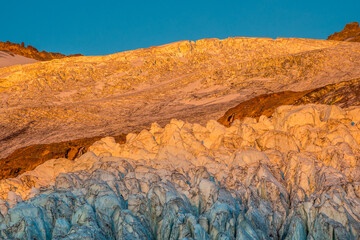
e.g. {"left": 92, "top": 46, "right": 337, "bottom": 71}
{"left": 1, "top": 104, "right": 360, "bottom": 239}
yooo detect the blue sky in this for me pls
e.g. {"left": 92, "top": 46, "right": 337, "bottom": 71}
{"left": 1, "top": 0, "right": 359, "bottom": 55}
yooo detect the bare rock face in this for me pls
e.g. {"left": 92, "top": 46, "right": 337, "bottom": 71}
{"left": 328, "top": 22, "right": 360, "bottom": 42}
{"left": 1, "top": 104, "right": 360, "bottom": 239}
{"left": 0, "top": 134, "right": 126, "bottom": 180}
{"left": 219, "top": 78, "right": 360, "bottom": 126}
{"left": 0, "top": 41, "right": 82, "bottom": 61}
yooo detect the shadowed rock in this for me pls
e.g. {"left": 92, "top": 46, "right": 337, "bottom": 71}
{"left": 0, "top": 134, "right": 126, "bottom": 180}
{"left": 219, "top": 78, "right": 360, "bottom": 126}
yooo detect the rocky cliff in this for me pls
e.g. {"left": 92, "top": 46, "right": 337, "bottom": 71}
{"left": 1, "top": 104, "right": 360, "bottom": 239}
{"left": 328, "top": 22, "right": 360, "bottom": 42}
{"left": 0, "top": 41, "right": 82, "bottom": 61}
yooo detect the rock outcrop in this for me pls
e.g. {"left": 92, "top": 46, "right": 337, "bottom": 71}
{"left": 2, "top": 37, "right": 360, "bottom": 160}
{"left": 1, "top": 104, "right": 360, "bottom": 239}
{"left": 219, "top": 78, "right": 360, "bottom": 126}
{"left": 328, "top": 22, "right": 360, "bottom": 42}
{"left": 0, "top": 41, "right": 82, "bottom": 61}
{"left": 0, "top": 134, "right": 126, "bottom": 180}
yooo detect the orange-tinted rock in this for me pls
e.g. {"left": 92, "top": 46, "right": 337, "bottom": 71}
{"left": 218, "top": 91, "right": 310, "bottom": 126}
{"left": 219, "top": 78, "right": 360, "bottom": 126}
{"left": 0, "top": 41, "right": 82, "bottom": 61}
{"left": 327, "top": 22, "right": 360, "bottom": 42}
{"left": 0, "top": 134, "right": 126, "bottom": 180}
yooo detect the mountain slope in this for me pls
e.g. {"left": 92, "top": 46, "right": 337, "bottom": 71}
{"left": 0, "top": 50, "right": 38, "bottom": 68}
{"left": 1, "top": 37, "right": 360, "bottom": 159}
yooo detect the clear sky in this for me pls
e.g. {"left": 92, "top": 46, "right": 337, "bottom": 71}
{"left": 1, "top": 0, "right": 359, "bottom": 56}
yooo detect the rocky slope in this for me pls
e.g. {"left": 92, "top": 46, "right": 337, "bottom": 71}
{"left": 328, "top": 22, "right": 360, "bottom": 42}
{"left": 0, "top": 134, "right": 126, "bottom": 180}
{"left": 2, "top": 37, "right": 360, "bottom": 160}
{"left": 1, "top": 104, "right": 360, "bottom": 239}
{"left": 219, "top": 78, "right": 360, "bottom": 126}
{"left": 0, "top": 41, "right": 82, "bottom": 61}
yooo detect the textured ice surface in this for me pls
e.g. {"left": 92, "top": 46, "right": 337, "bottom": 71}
{"left": 1, "top": 104, "right": 360, "bottom": 239}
